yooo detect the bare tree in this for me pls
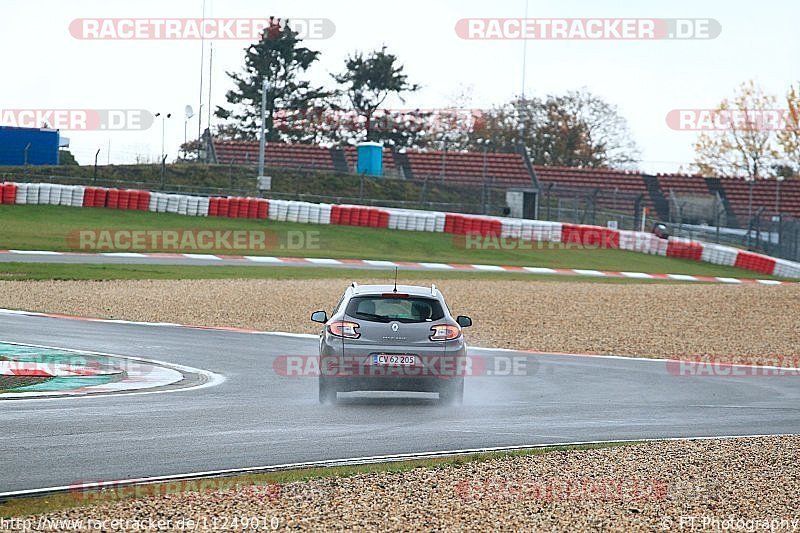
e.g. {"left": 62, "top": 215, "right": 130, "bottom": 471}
{"left": 693, "top": 80, "right": 780, "bottom": 178}
{"left": 463, "top": 90, "right": 639, "bottom": 169}
{"left": 777, "top": 82, "right": 800, "bottom": 174}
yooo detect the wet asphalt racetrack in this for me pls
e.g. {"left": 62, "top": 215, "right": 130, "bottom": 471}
{"left": 2, "top": 312, "right": 799, "bottom": 494}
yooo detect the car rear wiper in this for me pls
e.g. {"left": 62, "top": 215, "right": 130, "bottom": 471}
{"left": 354, "top": 312, "right": 391, "bottom": 322}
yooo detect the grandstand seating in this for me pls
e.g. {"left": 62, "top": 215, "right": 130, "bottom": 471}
{"left": 534, "top": 166, "right": 654, "bottom": 212}
{"left": 656, "top": 172, "right": 711, "bottom": 197}
{"left": 213, "top": 141, "right": 335, "bottom": 170}
{"left": 211, "top": 139, "right": 799, "bottom": 225}
{"left": 717, "top": 178, "right": 800, "bottom": 220}
{"left": 403, "top": 150, "right": 533, "bottom": 187}
{"left": 212, "top": 140, "right": 534, "bottom": 186}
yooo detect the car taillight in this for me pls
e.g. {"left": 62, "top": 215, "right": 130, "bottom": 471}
{"left": 327, "top": 321, "right": 361, "bottom": 339}
{"left": 429, "top": 324, "right": 460, "bottom": 341}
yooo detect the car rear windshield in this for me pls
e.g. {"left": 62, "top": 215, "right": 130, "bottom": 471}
{"left": 345, "top": 296, "right": 445, "bottom": 323}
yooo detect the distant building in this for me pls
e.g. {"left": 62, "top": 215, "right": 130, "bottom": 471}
{"left": 0, "top": 126, "right": 60, "bottom": 165}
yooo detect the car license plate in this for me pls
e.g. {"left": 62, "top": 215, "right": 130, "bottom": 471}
{"left": 372, "top": 354, "right": 415, "bottom": 366}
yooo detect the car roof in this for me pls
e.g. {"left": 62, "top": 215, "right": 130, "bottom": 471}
{"left": 350, "top": 284, "right": 441, "bottom": 298}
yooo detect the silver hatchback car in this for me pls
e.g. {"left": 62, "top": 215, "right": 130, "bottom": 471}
{"left": 311, "top": 283, "right": 472, "bottom": 404}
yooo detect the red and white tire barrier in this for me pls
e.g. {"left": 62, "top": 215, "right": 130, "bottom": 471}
{"left": 2, "top": 180, "right": 799, "bottom": 279}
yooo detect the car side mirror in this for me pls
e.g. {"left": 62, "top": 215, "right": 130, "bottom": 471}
{"left": 311, "top": 311, "right": 327, "bottom": 323}
{"left": 456, "top": 315, "right": 472, "bottom": 328}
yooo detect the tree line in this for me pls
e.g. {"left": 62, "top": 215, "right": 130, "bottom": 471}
{"left": 206, "top": 17, "right": 799, "bottom": 177}
{"left": 693, "top": 80, "right": 800, "bottom": 179}
{"left": 207, "top": 17, "right": 639, "bottom": 170}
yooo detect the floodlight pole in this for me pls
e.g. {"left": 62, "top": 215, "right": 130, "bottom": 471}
{"left": 258, "top": 79, "right": 269, "bottom": 178}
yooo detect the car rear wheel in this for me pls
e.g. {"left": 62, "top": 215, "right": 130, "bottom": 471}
{"left": 439, "top": 380, "right": 464, "bottom": 405}
{"left": 319, "top": 378, "right": 338, "bottom": 404}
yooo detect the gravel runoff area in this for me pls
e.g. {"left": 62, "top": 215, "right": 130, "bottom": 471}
{"left": 0, "top": 279, "right": 798, "bottom": 364}
{"left": 7, "top": 437, "right": 800, "bottom": 531}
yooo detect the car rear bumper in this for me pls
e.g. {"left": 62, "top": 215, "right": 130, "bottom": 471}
{"left": 319, "top": 334, "right": 467, "bottom": 392}
{"left": 320, "top": 375, "right": 462, "bottom": 393}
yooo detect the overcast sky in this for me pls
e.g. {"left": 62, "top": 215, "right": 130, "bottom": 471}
{"left": 2, "top": 0, "right": 797, "bottom": 171}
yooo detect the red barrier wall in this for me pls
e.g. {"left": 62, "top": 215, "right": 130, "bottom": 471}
{"left": 735, "top": 251, "right": 777, "bottom": 275}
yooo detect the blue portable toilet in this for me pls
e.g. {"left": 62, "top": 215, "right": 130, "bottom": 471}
{"left": 356, "top": 142, "right": 383, "bottom": 177}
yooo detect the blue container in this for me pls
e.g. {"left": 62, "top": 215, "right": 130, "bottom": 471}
{"left": 0, "top": 126, "right": 59, "bottom": 165}
{"left": 356, "top": 142, "right": 383, "bottom": 177}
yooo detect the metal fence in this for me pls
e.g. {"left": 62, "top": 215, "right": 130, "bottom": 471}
{"left": 3, "top": 165, "right": 799, "bottom": 262}
{"left": 657, "top": 215, "right": 800, "bottom": 263}
{"left": 538, "top": 184, "right": 646, "bottom": 230}
{"left": 667, "top": 191, "right": 728, "bottom": 227}
{"left": 0, "top": 167, "right": 515, "bottom": 216}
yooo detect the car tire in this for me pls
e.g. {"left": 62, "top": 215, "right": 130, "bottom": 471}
{"left": 319, "top": 378, "right": 338, "bottom": 404}
{"left": 439, "top": 380, "right": 464, "bottom": 405}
